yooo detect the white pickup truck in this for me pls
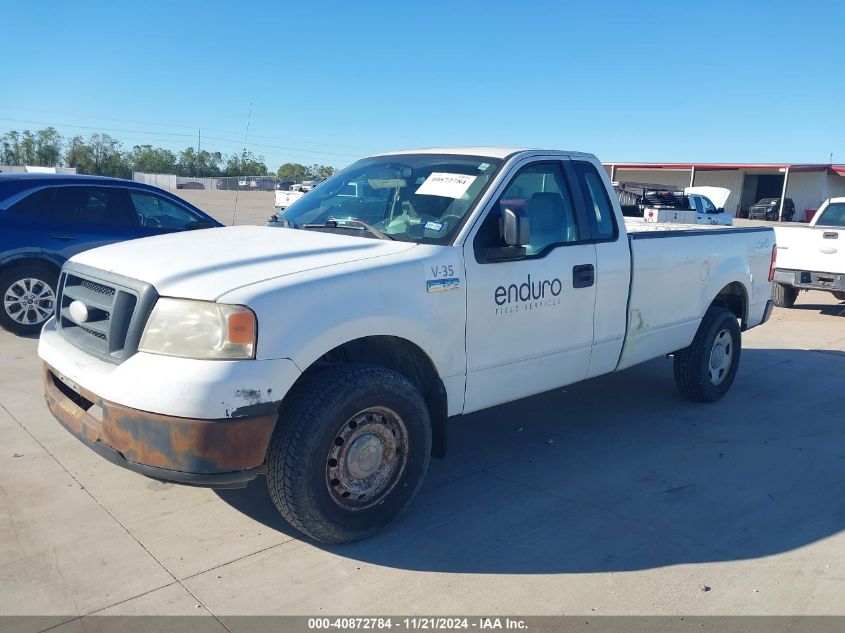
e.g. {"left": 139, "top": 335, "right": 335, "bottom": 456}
{"left": 38, "top": 147, "right": 776, "bottom": 543}
{"left": 641, "top": 187, "right": 734, "bottom": 226}
{"left": 273, "top": 188, "right": 305, "bottom": 210}
{"left": 274, "top": 179, "right": 327, "bottom": 210}
{"left": 772, "top": 197, "right": 845, "bottom": 306}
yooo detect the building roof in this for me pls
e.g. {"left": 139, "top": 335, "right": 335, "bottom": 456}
{"left": 604, "top": 162, "right": 845, "bottom": 175}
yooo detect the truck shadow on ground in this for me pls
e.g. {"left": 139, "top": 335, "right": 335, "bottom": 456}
{"left": 217, "top": 347, "right": 845, "bottom": 574}
{"left": 790, "top": 300, "right": 845, "bottom": 317}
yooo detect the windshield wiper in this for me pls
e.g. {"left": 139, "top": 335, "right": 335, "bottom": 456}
{"left": 301, "top": 219, "right": 395, "bottom": 241}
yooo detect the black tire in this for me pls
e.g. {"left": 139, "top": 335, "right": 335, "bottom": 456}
{"left": 0, "top": 264, "right": 59, "bottom": 336}
{"left": 266, "top": 364, "right": 432, "bottom": 543}
{"left": 673, "top": 307, "right": 741, "bottom": 403}
{"left": 773, "top": 282, "right": 799, "bottom": 308}
{"left": 833, "top": 291, "right": 845, "bottom": 302}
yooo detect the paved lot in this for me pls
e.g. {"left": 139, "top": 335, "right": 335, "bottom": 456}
{"left": 176, "top": 190, "right": 276, "bottom": 227}
{"left": 2, "top": 288, "right": 845, "bottom": 626}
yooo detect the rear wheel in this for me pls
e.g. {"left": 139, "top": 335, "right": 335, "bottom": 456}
{"left": 674, "top": 307, "right": 741, "bottom": 403}
{"left": 266, "top": 364, "right": 431, "bottom": 543}
{"left": 773, "top": 283, "right": 799, "bottom": 308}
{"left": 0, "top": 264, "right": 58, "bottom": 336}
{"left": 833, "top": 292, "right": 845, "bottom": 302}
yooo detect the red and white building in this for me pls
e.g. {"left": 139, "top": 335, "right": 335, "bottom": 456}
{"left": 603, "top": 162, "right": 845, "bottom": 221}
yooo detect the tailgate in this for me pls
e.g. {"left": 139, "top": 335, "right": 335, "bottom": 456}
{"left": 274, "top": 190, "right": 303, "bottom": 207}
{"left": 776, "top": 226, "right": 845, "bottom": 274}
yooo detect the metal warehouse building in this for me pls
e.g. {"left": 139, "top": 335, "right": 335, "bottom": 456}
{"left": 602, "top": 162, "right": 845, "bottom": 221}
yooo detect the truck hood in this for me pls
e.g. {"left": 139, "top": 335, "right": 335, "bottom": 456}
{"left": 684, "top": 186, "right": 731, "bottom": 209}
{"left": 69, "top": 226, "right": 417, "bottom": 300}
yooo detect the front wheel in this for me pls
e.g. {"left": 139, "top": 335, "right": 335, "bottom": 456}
{"left": 673, "top": 307, "right": 741, "bottom": 403}
{"left": 832, "top": 291, "right": 845, "bottom": 302}
{"left": 0, "top": 265, "right": 58, "bottom": 336}
{"left": 266, "top": 365, "right": 432, "bottom": 543}
{"left": 773, "top": 283, "right": 799, "bottom": 308}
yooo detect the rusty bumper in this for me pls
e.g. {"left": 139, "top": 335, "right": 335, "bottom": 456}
{"left": 43, "top": 363, "right": 276, "bottom": 488}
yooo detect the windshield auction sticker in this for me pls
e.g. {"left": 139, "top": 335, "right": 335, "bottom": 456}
{"left": 415, "top": 173, "right": 477, "bottom": 199}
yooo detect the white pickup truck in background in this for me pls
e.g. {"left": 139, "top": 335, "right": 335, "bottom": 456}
{"left": 772, "top": 197, "right": 845, "bottom": 306}
{"left": 39, "top": 147, "right": 776, "bottom": 543}
{"left": 274, "top": 187, "right": 305, "bottom": 210}
{"left": 644, "top": 186, "right": 734, "bottom": 226}
{"left": 273, "top": 179, "right": 327, "bottom": 209}
{"left": 617, "top": 183, "right": 734, "bottom": 225}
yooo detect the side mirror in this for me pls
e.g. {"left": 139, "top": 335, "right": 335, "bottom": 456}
{"left": 502, "top": 207, "right": 530, "bottom": 246}
{"left": 481, "top": 207, "right": 529, "bottom": 263}
{"left": 717, "top": 207, "right": 725, "bottom": 213}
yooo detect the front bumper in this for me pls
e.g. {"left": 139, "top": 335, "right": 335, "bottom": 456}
{"left": 43, "top": 363, "right": 276, "bottom": 488}
{"left": 774, "top": 268, "right": 845, "bottom": 292}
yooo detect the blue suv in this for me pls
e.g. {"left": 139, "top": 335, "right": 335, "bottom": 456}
{"left": 0, "top": 174, "right": 222, "bottom": 335}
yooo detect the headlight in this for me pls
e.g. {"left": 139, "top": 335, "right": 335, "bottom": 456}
{"left": 139, "top": 298, "right": 256, "bottom": 359}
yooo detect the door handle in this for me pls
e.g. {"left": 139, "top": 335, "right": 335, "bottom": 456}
{"left": 573, "top": 264, "right": 595, "bottom": 288}
{"left": 49, "top": 234, "right": 77, "bottom": 241}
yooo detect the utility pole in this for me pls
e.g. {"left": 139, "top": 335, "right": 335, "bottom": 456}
{"left": 196, "top": 129, "right": 201, "bottom": 178}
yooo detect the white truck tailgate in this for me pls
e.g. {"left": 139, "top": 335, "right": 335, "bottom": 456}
{"left": 775, "top": 226, "right": 845, "bottom": 275}
{"left": 274, "top": 190, "right": 305, "bottom": 209}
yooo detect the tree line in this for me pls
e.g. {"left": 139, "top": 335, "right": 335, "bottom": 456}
{"left": 0, "top": 126, "right": 337, "bottom": 182}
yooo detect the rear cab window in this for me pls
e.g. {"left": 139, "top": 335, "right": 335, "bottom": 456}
{"left": 816, "top": 202, "right": 845, "bottom": 227}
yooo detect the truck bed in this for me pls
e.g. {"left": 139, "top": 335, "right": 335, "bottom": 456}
{"left": 617, "top": 220, "right": 775, "bottom": 371}
{"left": 624, "top": 218, "right": 743, "bottom": 234}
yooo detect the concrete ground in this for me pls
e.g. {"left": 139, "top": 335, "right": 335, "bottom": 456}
{"left": 176, "top": 189, "right": 276, "bottom": 227}
{"left": 2, "top": 286, "right": 845, "bottom": 627}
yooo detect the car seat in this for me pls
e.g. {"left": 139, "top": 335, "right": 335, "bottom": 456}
{"left": 525, "top": 192, "right": 576, "bottom": 253}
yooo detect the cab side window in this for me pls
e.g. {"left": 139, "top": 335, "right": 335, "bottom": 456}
{"left": 689, "top": 196, "right": 703, "bottom": 212}
{"left": 477, "top": 162, "right": 579, "bottom": 257}
{"left": 573, "top": 161, "right": 617, "bottom": 240}
{"left": 701, "top": 196, "right": 717, "bottom": 214}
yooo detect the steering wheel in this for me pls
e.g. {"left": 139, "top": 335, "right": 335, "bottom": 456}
{"left": 440, "top": 214, "right": 465, "bottom": 226}
{"left": 141, "top": 215, "right": 162, "bottom": 228}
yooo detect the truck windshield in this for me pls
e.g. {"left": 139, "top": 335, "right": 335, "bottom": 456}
{"left": 278, "top": 154, "right": 503, "bottom": 243}
{"left": 815, "top": 202, "right": 845, "bottom": 227}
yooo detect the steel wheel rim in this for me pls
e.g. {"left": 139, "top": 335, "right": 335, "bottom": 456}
{"left": 3, "top": 277, "right": 55, "bottom": 326}
{"left": 708, "top": 328, "right": 733, "bottom": 385}
{"left": 326, "top": 406, "right": 409, "bottom": 511}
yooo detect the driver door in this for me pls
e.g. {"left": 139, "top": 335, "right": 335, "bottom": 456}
{"left": 462, "top": 158, "right": 597, "bottom": 413}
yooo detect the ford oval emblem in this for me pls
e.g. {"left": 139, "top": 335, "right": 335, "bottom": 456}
{"left": 68, "top": 300, "right": 89, "bottom": 324}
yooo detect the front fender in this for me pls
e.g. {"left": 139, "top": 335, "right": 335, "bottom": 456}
{"left": 222, "top": 251, "right": 468, "bottom": 414}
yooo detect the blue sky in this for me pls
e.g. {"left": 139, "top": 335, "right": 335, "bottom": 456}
{"left": 2, "top": 0, "right": 843, "bottom": 169}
